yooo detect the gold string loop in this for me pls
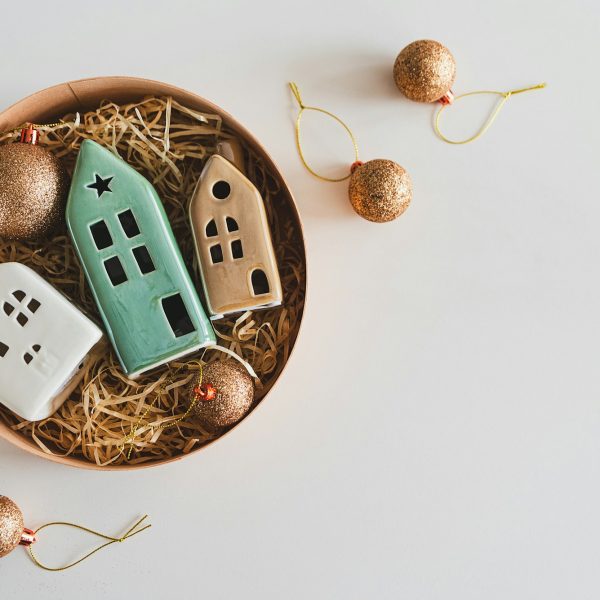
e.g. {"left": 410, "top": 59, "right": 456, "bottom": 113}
{"left": 434, "top": 82, "right": 546, "bottom": 145}
{"left": 28, "top": 515, "right": 151, "bottom": 572}
{"left": 123, "top": 365, "right": 205, "bottom": 459}
{"left": 289, "top": 82, "right": 359, "bottom": 182}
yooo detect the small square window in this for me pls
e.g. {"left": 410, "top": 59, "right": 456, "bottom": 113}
{"left": 132, "top": 245, "right": 156, "bottom": 274}
{"left": 27, "top": 299, "right": 41, "bottom": 313}
{"left": 90, "top": 220, "right": 113, "bottom": 250}
{"left": 0, "top": 342, "right": 8, "bottom": 357}
{"left": 231, "top": 239, "right": 243, "bottom": 259}
{"left": 210, "top": 244, "right": 224, "bottom": 264}
{"left": 104, "top": 256, "right": 128, "bottom": 286}
{"left": 118, "top": 210, "right": 141, "bottom": 238}
{"left": 16, "top": 313, "right": 28, "bottom": 327}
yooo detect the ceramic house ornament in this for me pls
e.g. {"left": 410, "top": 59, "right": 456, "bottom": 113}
{"left": 190, "top": 154, "right": 283, "bottom": 319}
{"left": 66, "top": 140, "right": 216, "bottom": 379}
{"left": 0, "top": 262, "right": 103, "bottom": 421}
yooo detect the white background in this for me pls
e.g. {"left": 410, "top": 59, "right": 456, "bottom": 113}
{"left": 1, "top": 1, "right": 599, "bottom": 598}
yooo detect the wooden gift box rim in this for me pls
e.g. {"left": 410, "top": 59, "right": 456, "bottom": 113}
{"left": 0, "top": 76, "right": 307, "bottom": 471}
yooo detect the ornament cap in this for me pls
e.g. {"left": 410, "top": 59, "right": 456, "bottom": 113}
{"left": 194, "top": 383, "right": 217, "bottom": 402}
{"left": 350, "top": 161, "right": 364, "bottom": 174}
{"left": 19, "top": 527, "right": 37, "bottom": 547}
{"left": 438, "top": 90, "right": 454, "bottom": 105}
{"left": 19, "top": 125, "right": 39, "bottom": 145}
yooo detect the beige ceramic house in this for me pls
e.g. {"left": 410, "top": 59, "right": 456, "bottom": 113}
{"left": 189, "top": 154, "right": 282, "bottom": 320}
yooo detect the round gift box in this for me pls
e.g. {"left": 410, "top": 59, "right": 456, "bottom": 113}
{"left": 0, "top": 76, "right": 306, "bottom": 470}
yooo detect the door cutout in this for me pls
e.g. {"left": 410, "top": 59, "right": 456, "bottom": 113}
{"left": 251, "top": 269, "right": 270, "bottom": 295}
{"left": 162, "top": 294, "right": 196, "bottom": 337}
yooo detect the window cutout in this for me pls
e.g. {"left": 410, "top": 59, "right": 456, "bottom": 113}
{"left": 132, "top": 245, "right": 156, "bottom": 274}
{"left": 212, "top": 180, "right": 231, "bottom": 200}
{"left": 251, "top": 269, "right": 270, "bottom": 295}
{"left": 23, "top": 352, "right": 33, "bottom": 365}
{"left": 226, "top": 217, "right": 239, "bottom": 232}
{"left": 118, "top": 209, "right": 141, "bottom": 238}
{"left": 16, "top": 313, "right": 28, "bottom": 327}
{"left": 32, "top": 344, "right": 41, "bottom": 352}
{"left": 89, "top": 220, "right": 113, "bottom": 250}
{"left": 0, "top": 342, "right": 8, "bottom": 357}
{"left": 3, "top": 302, "right": 14, "bottom": 316}
{"left": 210, "top": 244, "right": 224, "bottom": 264}
{"left": 104, "top": 256, "right": 128, "bottom": 286}
{"left": 27, "top": 298, "right": 41, "bottom": 313}
{"left": 161, "top": 294, "right": 196, "bottom": 337}
{"left": 231, "top": 239, "right": 243, "bottom": 259}
{"left": 12, "top": 290, "right": 25, "bottom": 302}
{"left": 205, "top": 219, "right": 218, "bottom": 237}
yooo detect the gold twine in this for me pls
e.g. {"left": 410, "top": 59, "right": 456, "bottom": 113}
{"left": 434, "top": 83, "right": 547, "bottom": 144}
{"left": 28, "top": 515, "right": 151, "bottom": 572}
{"left": 122, "top": 366, "right": 204, "bottom": 459}
{"left": 289, "top": 82, "right": 359, "bottom": 182}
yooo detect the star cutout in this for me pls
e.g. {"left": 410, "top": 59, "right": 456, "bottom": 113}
{"left": 87, "top": 174, "right": 113, "bottom": 198}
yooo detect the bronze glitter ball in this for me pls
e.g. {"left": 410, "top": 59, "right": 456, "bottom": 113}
{"left": 0, "top": 496, "right": 24, "bottom": 558}
{"left": 187, "top": 360, "right": 255, "bottom": 429}
{"left": 0, "top": 142, "right": 69, "bottom": 241}
{"left": 393, "top": 40, "right": 456, "bottom": 103}
{"left": 348, "top": 159, "right": 412, "bottom": 223}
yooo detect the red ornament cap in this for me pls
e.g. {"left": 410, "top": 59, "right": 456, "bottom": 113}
{"left": 193, "top": 383, "right": 217, "bottom": 402}
{"left": 18, "top": 125, "right": 39, "bottom": 145}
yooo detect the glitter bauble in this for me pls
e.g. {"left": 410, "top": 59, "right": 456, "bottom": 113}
{"left": 393, "top": 40, "right": 456, "bottom": 103}
{"left": 0, "top": 140, "right": 69, "bottom": 241}
{"left": 0, "top": 496, "right": 24, "bottom": 558}
{"left": 187, "top": 361, "right": 255, "bottom": 428}
{"left": 348, "top": 159, "right": 412, "bottom": 223}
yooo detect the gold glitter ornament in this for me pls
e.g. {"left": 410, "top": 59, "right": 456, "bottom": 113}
{"left": 0, "top": 126, "right": 69, "bottom": 241}
{"left": 393, "top": 40, "right": 456, "bottom": 104}
{"left": 349, "top": 159, "right": 412, "bottom": 223}
{"left": 186, "top": 360, "right": 255, "bottom": 428}
{"left": 289, "top": 82, "right": 412, "bottom": 222}
{"left": 393, "top": 41, "right": 547, "bottom": 144}
{"left": 0, "top": 494, "right": 150, "bottom": 570}
{"left": 0, "top": 495, "right": 30, "bottom": 558}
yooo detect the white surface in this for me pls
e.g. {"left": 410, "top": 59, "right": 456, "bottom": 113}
{"left": 0, "top": 1, "right": 598, "bottom": 598}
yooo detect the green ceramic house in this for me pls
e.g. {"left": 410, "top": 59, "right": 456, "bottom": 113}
{"left": 66, "top": 140, "right": 215, "bottom": 379}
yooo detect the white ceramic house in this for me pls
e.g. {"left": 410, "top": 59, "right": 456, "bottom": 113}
{"left": 0, "top": 262, "right": 103, "bottom": 421}
{"left": 189, "top": 154, "right": 283, "bottom": 319}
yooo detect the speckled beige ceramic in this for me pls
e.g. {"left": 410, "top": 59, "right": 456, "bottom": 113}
{"left": 189, "top": 154, "right": 283, "bottom": 319}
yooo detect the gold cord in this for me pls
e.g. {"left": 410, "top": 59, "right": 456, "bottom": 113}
{"left": 0, "top": 121, "right": 66, "bottom": 137}
{"left": 289, "top": 82, "right": 359, "bottom": 182}
{"left": 28, "top": 515, "right": 151, "bottom": 572}
{"left": 434, "top": 83, "right": 546, "bottom": 145}
{"left": 123, "top": 366, "right": 204, "bottom": 459}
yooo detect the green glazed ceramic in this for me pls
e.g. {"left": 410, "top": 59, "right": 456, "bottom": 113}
{"left": 66, "top": 140, "right": 215, "bottom": 378}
